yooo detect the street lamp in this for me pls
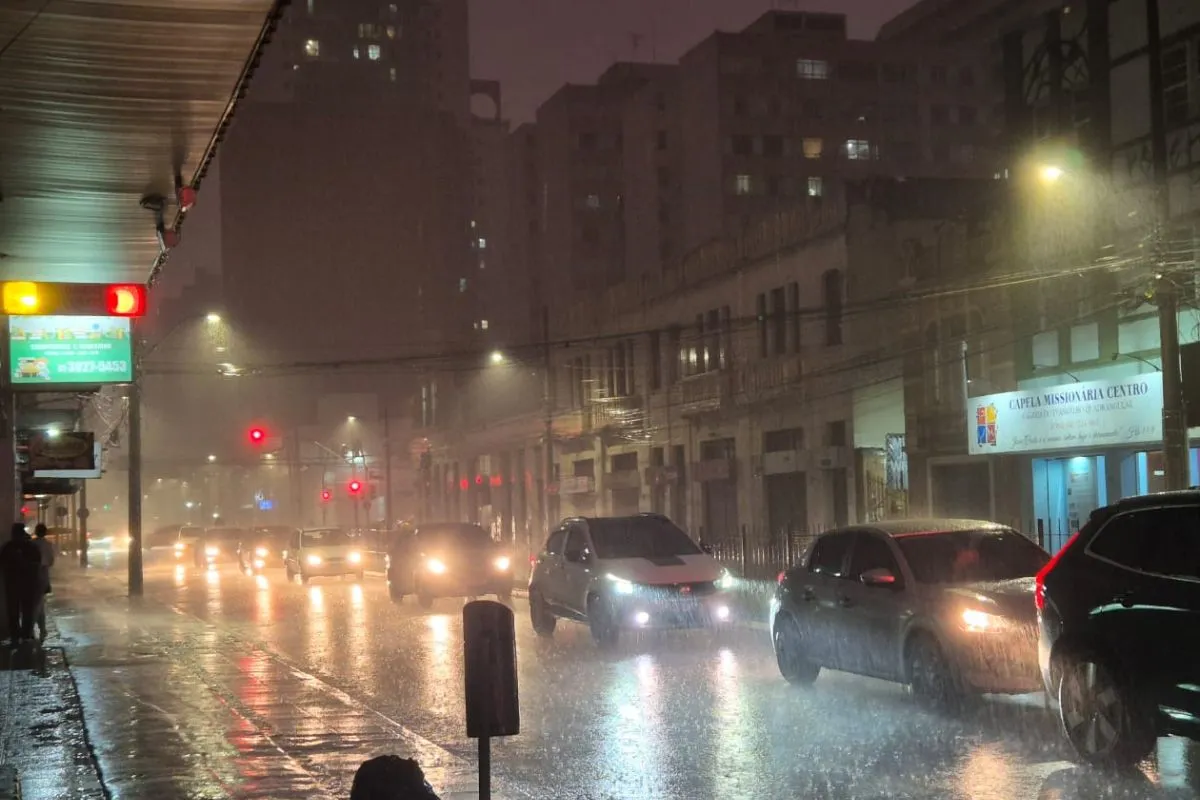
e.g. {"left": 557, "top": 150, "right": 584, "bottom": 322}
{"left": 207, "top": 454, "right": 217, "bottom": 463}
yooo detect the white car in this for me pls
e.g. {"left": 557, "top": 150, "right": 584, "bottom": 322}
{"left": 284, "top": 527, "right": 365, "bottom": 583}
{"left": 528, "top": 513, "right": 735, "bottom": 647}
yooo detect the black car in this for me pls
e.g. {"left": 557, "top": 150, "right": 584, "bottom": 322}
{"left": 196, "top": 527, "right": 246, "bottom": 567}
{"left": 238, "top": 526, "right": 296, "bottom": 574}
{"left": 387, "top": 522, "right": 512, "bottom": 608}
{"left": 771, "top": 520, "right": 1049, "bottom": 705}
{"left": 1037, "top": 490, "right": 1200, "bottom": 768}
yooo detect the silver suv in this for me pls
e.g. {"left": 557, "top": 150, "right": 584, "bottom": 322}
{"left": 528, "top": 514, "right": 734, "bottom": 648}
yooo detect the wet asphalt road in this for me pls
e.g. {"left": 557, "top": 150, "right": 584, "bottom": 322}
{"left": 53, "top": 558, "right": 1200, "bottom": 800}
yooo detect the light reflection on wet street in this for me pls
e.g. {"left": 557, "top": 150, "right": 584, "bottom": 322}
{"left": 45, "top": 560, "right": 1200, "bottom": 799}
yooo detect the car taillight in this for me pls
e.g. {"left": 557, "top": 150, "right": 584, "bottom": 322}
{"left": 1035, "top": 530, "right": 1081, "bottom": 611}
{"left": 777, "top": 570, "right": 787, "bottom": 586}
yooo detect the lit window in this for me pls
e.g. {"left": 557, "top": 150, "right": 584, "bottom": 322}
{"left": 470, "top": 220, "right": 477, "bottom": 228}
{"left": 368, "top": 44, "right": 381, "bottom": 61}
{"left": 802, "top": 138, "right": 823, "bottom": 159}
{"left": 807, "top": 177, "right": 824, "bottom": 197}
{"left": 307, "top": 0, "right": 315, "bottom": 13}
{"left": 459, "top": 278, "right": 467, "bottom": 292}
{"left": 389, "top": 67, "right": 397, "bottom": 82}
{"left": 304, "top": 39, "right": 320, "bottom": 58}
{"left": 352, "top": 46, "right": 360, "bottom": 59}
{"left": 844, "top": 139, "right": 872, "bottom": 160}
{"left": 735, "top": 174, "right": 753, "bottom": 195}
{"left": 481, "top": 320, "right": 489, "bottom": 330}
{"left": 389, "top": 3, "right": 398, "bottom": 12}
{"left": 585, "top": 194, "right": 601, "bottom": 209}
{"left": 387, "top": 25, "right": 396, "bottom": 39}
{"left": 796, "top": 59, "right": 829, "bottom": 79}
{"left": 478, "top": 237, "right": 487, "bottom": 249}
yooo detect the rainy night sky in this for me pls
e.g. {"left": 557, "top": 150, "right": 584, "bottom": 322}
{"left": 470, "top": 0, "right": 917, "bottom": 122}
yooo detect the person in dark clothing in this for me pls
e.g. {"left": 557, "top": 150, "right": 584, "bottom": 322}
{"left": 349, "top": 755, "right": 441, "bottom": 800}
{"left": 1, "top": 523, "right": 41, "bottom": 644}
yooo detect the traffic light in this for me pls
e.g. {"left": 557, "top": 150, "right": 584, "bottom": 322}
{"left": 248, "top": 427, "right": 266, "bottom": 445}
{"left": 320, "top": 489, "right": 332, "bottom": 503}
{"left": 347, "top": 479, "right": 363, "bottom": 496}
{"left": 1, "top": 281, "right": 149, "bottom": 317}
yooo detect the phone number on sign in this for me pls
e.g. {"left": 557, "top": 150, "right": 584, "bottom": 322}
{"left": 55, "top": 360, "right": 129, "bottom": 375}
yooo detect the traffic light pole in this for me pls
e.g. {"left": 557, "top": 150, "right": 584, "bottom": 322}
{"left": 127, "top": 334, "right": 144, "bottom": 597}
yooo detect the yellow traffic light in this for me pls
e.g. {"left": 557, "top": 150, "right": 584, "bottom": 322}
{"left": 3, "top": 282, "right": 40, "bottom": 314}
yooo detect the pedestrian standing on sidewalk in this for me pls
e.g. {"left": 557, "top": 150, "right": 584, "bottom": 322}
{"left": 32, "top": 523, "right": 55, "bottom": 641}
{"left": 0, "top": 523, "right": 41, "bottom": 645}
{"left": 349, "top": 755, "right": 441, "bottom": 799}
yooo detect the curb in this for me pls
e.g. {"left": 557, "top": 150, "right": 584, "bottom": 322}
{"left": 510, "top": 588, "right": 770, "bottom": 632}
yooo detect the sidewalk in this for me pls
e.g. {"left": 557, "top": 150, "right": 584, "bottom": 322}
{"left": 7, "top": 566, "right": 515, "bottom": 800}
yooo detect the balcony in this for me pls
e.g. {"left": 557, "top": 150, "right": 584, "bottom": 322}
{"left": 672, "top": 371, "right": 734, "bottom": 417}
{"left": 604, "top": 469, "right": 641, "bottom": 491}
{"left": 735, "top": 354, "right": 804, "bottom": 406}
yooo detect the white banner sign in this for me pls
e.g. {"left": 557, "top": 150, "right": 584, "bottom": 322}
{"left": 967, "top": 374, "right": 1163, "bottom": 455}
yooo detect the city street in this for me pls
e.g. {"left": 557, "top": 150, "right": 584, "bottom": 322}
{"left": 35, "top": 558, "right": 1200, "bottom": 799}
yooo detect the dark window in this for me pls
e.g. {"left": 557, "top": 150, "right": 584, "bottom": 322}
{"left": 656, "top": 130, "right": 669, "bottom": 151}
{"left": 957, "top": 66, "right": 974, "bottom": 87}
{"left": 762, "top": 135, "right": 784, "bottom": 157}
{"left": 1089, "top": 506, "right": 1200, "bottom": 580}
{"left": 771, "top": 287, "right": 787, "bottom": 355}
{"left": 828, "top": 420, "right": 847, "bottom": 446}
{"left": 756, "top": 293, "right": 768, "bottom": 357}
{"left": 654, "top": 92, "right": 667, "bottom": 111}
{"left": 929, "top": 65, "right": 946, "bottom": 85}
{"left": 930, "top": 105, "right": 949, "bottom": 125}
{"left": 731, "top": 135, "right": 753, "bottom": 156}
{"left": 733, "top": 95, "right": 748, "bottom": 115}
{"left": 788, "top": 282, "right": 801, "bottom": 352}
{"left": 896, "top": 528, "right": 1049, "bottom": 584}
{"left": 823, "top": 269, "right": 843, "bottom": 346}
{"left": 958, "top": 106, "right": 977, "bottom": 125}
{"left": 849, "top": 533, "right": 902, "bottom": 582}
{"left": 657, "top": 166, "right": 671, "bottom": 188}
{"left": 809, "top": 533, "right": 852, "bottom": 577}
{"left": 649, "top": 331, "right": 662, "bottom": 389}
{"left": 578, "top": 132, "right": 597, "bottom": 150}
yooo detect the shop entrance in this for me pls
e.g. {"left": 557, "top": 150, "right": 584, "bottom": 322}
{"left": 1032, "top": 455, "right": 1107, "bottom": 552}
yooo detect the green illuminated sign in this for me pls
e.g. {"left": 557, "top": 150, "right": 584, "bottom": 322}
{"left": 10, "top": 315, "right": 133, "bottom": 385}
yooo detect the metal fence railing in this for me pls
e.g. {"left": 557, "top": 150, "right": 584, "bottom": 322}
{"left": 702, "top": 524, "right": 831, "bottom": 582}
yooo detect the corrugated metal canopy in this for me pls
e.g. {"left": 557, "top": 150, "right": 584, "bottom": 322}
{"left": 0, "top": 0, "right": 286, "bottom": 285}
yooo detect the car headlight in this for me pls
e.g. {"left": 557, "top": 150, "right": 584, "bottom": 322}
{"left": 174, "top": 542, "right": 185, "bottom": 552}
{"left": 205, "top": 545, "right": 219, "bottom": 556}
{"left": 960, "top": 608, "right": 1004, "bottom": 633}
{"left": 306, "top": 554, "right": 323, "bottom": 566}
{"left": 348, "top": 551, "right": 362, "bottom": 564}
{"left": 255, "top": 546, "right": 269, "bottom": 557}
{"left": 606, "top": 574, "right": 634, "bottom": 595}
{"left": 494, "top": 555, "right": 511, "bottom": 571}
{"left": 716, "top": 569, "right": 735, "bottom": 590}
{"left": 426, "top": 557, "right": 447, "bottom": 574}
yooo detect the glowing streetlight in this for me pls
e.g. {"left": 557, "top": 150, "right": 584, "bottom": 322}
{"left": 185, "top": 501, "right": 195, "bottom": 509}
{"left": 490, "top": 351, "right": 506, "bottom": 365}
{"left": 347, "top": 415, "right": 357, "bottom": 423}
{"left": 207, "top": 454, "right": 217, "bottom": 463}
{"left": 206, "top": 312, "right": 222, "bottom": 324}
{"left": 1038, "top": 164, "right": 1065, "bottom": 183}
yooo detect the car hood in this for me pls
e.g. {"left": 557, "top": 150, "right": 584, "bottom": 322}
{"left": 943, "top": 577, "right": 1037, "bottom": 622}
{"left": 601, "top": 554, "right": 723, "bottom": 585}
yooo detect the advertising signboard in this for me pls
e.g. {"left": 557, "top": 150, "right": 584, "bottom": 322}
{"left": 966, "top": 374, "right": 1163, "bottom": 455}
{"left": 9, "top": 315, "right": 133, "bottom": 386}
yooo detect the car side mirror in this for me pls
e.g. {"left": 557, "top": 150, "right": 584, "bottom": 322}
{"left": 699, "top": 542, "right": 714, "bottom": 555}
{"left": 860, "top": 568, "right": 898, "bottom": 588}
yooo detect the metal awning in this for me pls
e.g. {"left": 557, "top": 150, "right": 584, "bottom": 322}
{"left": 0, "top": 0, "right": 287, "bottom": 286}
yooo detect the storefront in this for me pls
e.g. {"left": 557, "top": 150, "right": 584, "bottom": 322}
{"left": 967, "top": 373, "right": 1199, "bottom": 552}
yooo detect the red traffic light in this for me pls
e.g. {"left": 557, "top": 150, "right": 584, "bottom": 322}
{"left": 320, "top": 489, "right": 332, "bottom": 502}
{"left": 105, "top": 284, "right": 147, "bottom": 317}
{"left": 347, "top": 479, "right": 363, "bottom": 495}
{"left": 248, "top": 427, "right": 266, "bottom": 444}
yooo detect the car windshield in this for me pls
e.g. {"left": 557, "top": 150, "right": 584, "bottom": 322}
{"left": 301, "top": 528, "right": 352, "bottom": 547}
{"left": 588, "top": 517, "right": 701, "bottom": 560}
{"left": 204, "top": 528, "right": 245, "bottom": 542}
{"left": 417, "top": 524, "right": 493, "bottom": 549}
{"left": 895, "top": 528, "right": 1049, "bottom": 584}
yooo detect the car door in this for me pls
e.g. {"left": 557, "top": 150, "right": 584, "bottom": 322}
{"left": 839, "top": 531, "right": 909, "bottom": 680}
{"left": 1084, "top": 503, "right": 1200, "bottom": 724}
{"left": 536, "top": 526, "right": 569, "bottom": 608}
{"left": 791, "top": 531, "right": 854, "bottom": 668}
{"left": 560, "top": 522, "right": 595, "bottom": 616}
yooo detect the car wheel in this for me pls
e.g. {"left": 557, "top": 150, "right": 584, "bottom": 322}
{"left": 1058, "top": 652, "right": 1155, "bottom": 769}
{"left": 773, "top": 614, "right": 820, "bottom": 686}
{"left": 529, "top": 589, "right": 556, "bottom": 636}
{"left": 388, "top": 577, "right": 404, "bottom": 603}
{"left": 286, "top": 564, "right": 295, "bottom": 581}
{"left": 907, "top": 633, "right": 959, "bottom": 708}
{"left": 587, "top": 595, "right": 619, "bottom": 649}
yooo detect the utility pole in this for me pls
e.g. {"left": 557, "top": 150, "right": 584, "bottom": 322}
{"left": 127, "top": 370, "right": 144, "bottom": 596}
{"left": 78, "top": 480, "right": 89, "bottom": 567}
{"left": 541, "top": 306, "right": 554, "bottom": 548}
{"left": 382, "top": 402, "right": 393, "bottom": 529}
{"left": 1146, "top": 0, "right": 1188, "bottom": 490}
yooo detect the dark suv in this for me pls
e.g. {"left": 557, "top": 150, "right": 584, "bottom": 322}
{"left": 1037, "top": 490, "right": 1200, "bottom": 767}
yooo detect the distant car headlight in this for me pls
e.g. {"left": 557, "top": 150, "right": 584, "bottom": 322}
{"left": 426, "top": 557, "right": 447, "bottom": 574}
{"left": 960, "top": 608, "right": 1004, "bottom": 633}
{"left": 254, "top": 546, "right": 269, "bottom": 557}
{"left": 348, "top": 551, "right": 362, "bottom": 564}
{"left": 205, "top": 545, "right": 219, "bottom": 556}
{"left": 494, "top": 555, "right": 511, "bottom": 571}
{"left": 716, "top": 569, "right": 735, "bottom": 590}
{"left": 173, "top": 542, "right": 185, "bottom": 552}
{"left": 606, "top": 574, "right": 634, "bottom": 595}
{"left": 306, "top": 554, "right": 323, "bottom": 566}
